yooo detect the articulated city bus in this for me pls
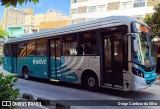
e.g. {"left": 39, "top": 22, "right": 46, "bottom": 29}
{"left": 3, "top": 16, "right": 156, "bottom": 91}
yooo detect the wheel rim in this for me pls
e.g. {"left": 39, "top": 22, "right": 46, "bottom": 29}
{"left": 88, "top": 77, "right": 95, "bottom": 87}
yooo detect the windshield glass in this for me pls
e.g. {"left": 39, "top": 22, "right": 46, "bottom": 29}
{"left": 132, "top": 32, "right": 154, "bottom": 65}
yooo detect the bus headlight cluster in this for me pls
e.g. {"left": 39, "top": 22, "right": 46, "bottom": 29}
{"left": 144, "top": 74, "right": 150, "bottom": 78}
{"left": 152, "top": 73, "right": 156, "bottom": 77}
{"left": 132, "top": 67, "right": 144, "bottom": 78}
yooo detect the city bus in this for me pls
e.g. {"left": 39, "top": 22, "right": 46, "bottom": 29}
{"left": 2, "top": 16, "right": 156, "bottom": 91}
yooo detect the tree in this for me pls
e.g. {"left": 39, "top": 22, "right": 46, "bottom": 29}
{"left": 0, "top": 26, "right": 8, "bottom": 39}
{"left": 0, "top": 0, "right": 39, "bottom": 7}
{"left": 0, "top": 73, "right": 20, "bottom": 109}
{"left": 144, "top": 4, "right": 160, "bottom": 37}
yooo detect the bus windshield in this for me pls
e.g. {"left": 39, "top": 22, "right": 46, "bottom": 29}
{"left": 132, "top": 23, "right": 154, "bottom": 65}
{"left": 132, "top": 32, "right": 154, "bottom": 65}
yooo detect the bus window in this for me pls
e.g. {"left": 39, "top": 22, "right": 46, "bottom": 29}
{"left": 19, "top": 42, "right": 26, "bottom": 57}
{"left": 79, "top": 31, "right": 97, "bottom": 55}
{"left": 63, "top": 34, "right": 77, "bottom": 56}
{"left": 3, "top": 44, "right": 11, "bottom": 56}
{"left": 158, "top": 47, "right": 160, "bottom": 54}
{"left": 36, "top": 39, "right": 47, "bottom": 56}
{"left": 27, "top": 40, "right": 36, "bottom": 56}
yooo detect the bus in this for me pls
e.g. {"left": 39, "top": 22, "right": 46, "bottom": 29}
{"left": 2, "top": 16, "right": 156, "bottom": 91}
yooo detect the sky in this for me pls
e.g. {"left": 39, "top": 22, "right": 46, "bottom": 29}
{"left": 0, "top": 0, "right": 71, "bottom": 19}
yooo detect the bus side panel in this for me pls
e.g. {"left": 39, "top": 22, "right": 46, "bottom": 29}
{"left": 17, "top": 57, "right": 27, "bottom": 75}
{"left": 3, "top": 57, "right": 12, "bottom": 73}
{"left": 50, "top": 57, "right": 56, "bottom": 79}
{"left": 50, "top": 57, "right": 61, "bottom": 79}
{"left": 58, "top": 56, "right": 82, "bottom": 83}
{"left": 59, "top": 56, "right": 100, "bottom": 84}
{"left": 19, "top": 57, "right": 48, "bottom": 79}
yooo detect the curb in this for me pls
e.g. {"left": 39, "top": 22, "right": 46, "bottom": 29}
{"left": 23, "top": 93, "right": 33, "bottom": 100}
{"left": 37, "top": 97, "right": 50, "bottom": 106}
{"left": 22, "top": 93, "right": 70, "bottom": 109}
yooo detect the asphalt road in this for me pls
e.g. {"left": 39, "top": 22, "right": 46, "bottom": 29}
{"left": 1, "top": 66, "right": 160, "bottom": 109}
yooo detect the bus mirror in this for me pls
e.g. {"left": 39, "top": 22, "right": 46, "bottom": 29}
{"left": 133, "top": 39, "right": 138, "bottom": 53}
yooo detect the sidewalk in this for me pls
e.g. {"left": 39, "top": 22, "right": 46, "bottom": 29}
{"left": 155, "top": 74, "right": 160, "bottom": 85}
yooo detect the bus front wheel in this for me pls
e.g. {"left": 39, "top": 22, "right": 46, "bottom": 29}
{"left": 84, "top": 73, "right": 99, "bottom": 91}
{"left": 23, "top": 67, "right": 30, "bottom": 80}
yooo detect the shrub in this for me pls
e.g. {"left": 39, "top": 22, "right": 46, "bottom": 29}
{"left": 0, "top": 73, "right": 20, "bottom": 109}
{"left": 0, "top": 57, "right": 2, "bottom": 65}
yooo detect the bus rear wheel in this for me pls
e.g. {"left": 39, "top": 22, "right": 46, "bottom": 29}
{"left": 84, "top": 73, "right": 99, "bottom": 91}
{"left": 23, "top": 67, "right": 30, "bottom": 80}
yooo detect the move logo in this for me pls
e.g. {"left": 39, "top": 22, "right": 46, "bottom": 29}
{"left": 33, "top": 59, "right": 46, "bottom": 65}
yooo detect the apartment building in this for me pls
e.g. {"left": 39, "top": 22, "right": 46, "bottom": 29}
{"left": 25, "top": 10, "right": 70, "bottom": 33}
{"left": 39, "top": 20, "right": 70, "bottom": 31}
{"left": 3, "top": 8, "right": 33, "bottom": 30}
{"left": 70, "top": 0, "right": 160, "bottom": 24}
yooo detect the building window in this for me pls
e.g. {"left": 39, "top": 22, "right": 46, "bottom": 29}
{"left": 72, "top": 0, "right": 78, "bottom": 3}
{"left": 71, "top": 8, "right": 78, "bottom": 14}
{"left": 19, "top": 42, "right": 26, "bottom": 57}
{"left": 97, "top": 5, "right": 106, "bottom": 12}
{"left": 77, "top": 18, "right": 86, "bottom": 23}
{"left": 88, "top": 6, "right": 96, "bottom": 13}
{"left": 133, "top": 0, "right": 146, "bottom": 8}
{"left": 78, "top": 6, "right": 87, "bottom": 13}
{"left": 27, "top": 40, "right": 36, "bottom": 56}
{"left": 107, "top": 2, "right": 120, "bottom": 11}
{"left": 36, "top": 39, "right": 47, "bottom": 56}
{"left": 79, "top": 0, "right": 87, "bottom": 2}
{"left": 63, "top": 34, "right": 77, "bottom": 56}
{"left": 120, "top": 1, "right": 132, "bottom": 9}
{"left": 71, "top": 19, "right": 77, "bottom": 24}
{"left": 87, "top": 18, "right": 96, "bottom": 21}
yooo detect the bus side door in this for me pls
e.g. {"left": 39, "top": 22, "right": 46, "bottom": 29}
{"left": 49, "top": 39, "right": 61, "bottom": 79}
{"left": 11, "top": 44, "right": 18, "bottom": 73}
{"left": 103, "top": 32, "right": 124, "bottom": 86}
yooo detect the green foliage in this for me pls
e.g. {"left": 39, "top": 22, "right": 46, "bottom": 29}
{"left": 144, "top": 4, "right": 160, "bottom": 37}
{"left": 0, "top": 26, "right": 8, "bottom": 39}
{"left": 0, "top": 73, "right": 20, "bottom": 109}
{"left": 0, "top": 0, "right": 39, "bottom": 7}
{"left": 144, "top": 15, "right": 152, "bottom": 27}
{"left": 0, "top": 58, "right": 2, "bottom": 65}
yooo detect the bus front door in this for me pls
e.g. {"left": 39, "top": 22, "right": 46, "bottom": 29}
{"left": 49, "top": 39, "right": 61, "bottom": 80}
{"left": 11, "top": 44, "right": 18, "bottom": 73}
{"left": 103, "top": 32, "right": 124, "bottom": 86}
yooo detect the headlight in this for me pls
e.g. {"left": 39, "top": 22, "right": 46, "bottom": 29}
{"left": 145, "top": 74, "right": 150, "bottom": 78}
{"left": 152, "top": 73, "right": 156, "bottom": 77}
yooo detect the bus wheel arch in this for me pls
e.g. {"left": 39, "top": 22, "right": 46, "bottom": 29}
{"left": 81, "top": 69, "right": 99, "bottom": 91}
{"left": 22, "top": 66, "right": 30, "bottom": 80}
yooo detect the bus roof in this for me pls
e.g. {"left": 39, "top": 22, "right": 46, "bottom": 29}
{"left": 5, "top": 16, "right": 147, "bottom": 44}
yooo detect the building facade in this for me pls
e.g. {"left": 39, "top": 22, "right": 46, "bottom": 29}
{"left": 39, "top": 20, "right": 70, "bottom": 31}
{"left": 70, "top": 0, "right": 160, "bottom": 24}
{"left": 7, "top": 26, "right": 25, "bottom": 39}
{"left": 24, "top": 10, "right": 70, "bottom": 32}
{"left": 3, "top": 8, "right": 33, "bottom": 30}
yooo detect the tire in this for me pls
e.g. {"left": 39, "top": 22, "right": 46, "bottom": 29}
{"left": 23, "top": 67, "right": 30, "bottom": 80}
{"left": 84, "top": 73, "right": 99, "bottom": 91}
